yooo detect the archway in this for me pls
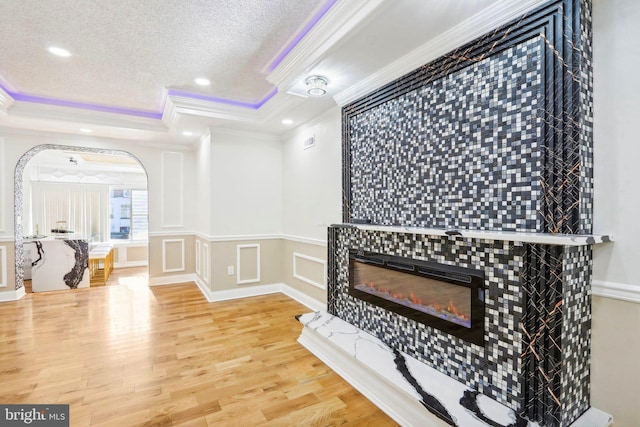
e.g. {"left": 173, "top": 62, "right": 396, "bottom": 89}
{"left": 14, "top": 144, "right": 149, "bottom": 292}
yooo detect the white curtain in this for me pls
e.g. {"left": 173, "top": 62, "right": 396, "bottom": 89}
{"left": 30, "top": 182, "right": 110, "bottom": 242}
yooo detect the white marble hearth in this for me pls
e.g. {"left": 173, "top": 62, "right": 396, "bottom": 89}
{"left": 297, "top": 311, "right": 613, "bottom": 427}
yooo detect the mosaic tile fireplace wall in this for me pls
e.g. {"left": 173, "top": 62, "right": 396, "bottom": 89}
{"left": 329, "top": 1, "right": 595, "bottom": 426}
{"left": 342, "top": 0, "right": 593, "bottom": 235}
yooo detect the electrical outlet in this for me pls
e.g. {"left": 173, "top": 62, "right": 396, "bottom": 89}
{"left": 227, "top": 266, "right": 234, "bottom": 276}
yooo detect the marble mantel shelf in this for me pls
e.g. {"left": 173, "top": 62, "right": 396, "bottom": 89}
{"left": 339, "top": 224, "right": 613, "bottom": 246}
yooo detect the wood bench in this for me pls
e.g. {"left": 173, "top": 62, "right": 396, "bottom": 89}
{"left": 89, "top": 244, "right": 114, "bottom": 286}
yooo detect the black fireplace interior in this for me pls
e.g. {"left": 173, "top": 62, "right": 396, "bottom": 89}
{"left": 348, "top": 249, "right": 485, "bottom": 346}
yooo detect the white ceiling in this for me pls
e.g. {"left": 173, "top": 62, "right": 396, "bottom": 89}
{"left": 0, "top": 0, "right": 542, "bottom": 146}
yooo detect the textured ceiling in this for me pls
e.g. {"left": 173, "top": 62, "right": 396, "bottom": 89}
{"left": 0, "top": 0, "right": 323, "bottom": 112}
{"left": 0, "top": 0, "right": 541, "bottom": 141}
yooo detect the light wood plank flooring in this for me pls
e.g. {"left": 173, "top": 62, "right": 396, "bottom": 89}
{"left": 0, "top": 273, "right": 396, "bottom": 426}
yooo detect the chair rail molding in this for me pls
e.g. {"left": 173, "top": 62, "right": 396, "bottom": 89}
{"left": 592, "top": 280, "right": 640, "bottom": 304}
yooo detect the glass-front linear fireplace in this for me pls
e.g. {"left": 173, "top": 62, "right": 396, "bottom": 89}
{"left": 348, "top": 250, "right": 485, "bottom": 345}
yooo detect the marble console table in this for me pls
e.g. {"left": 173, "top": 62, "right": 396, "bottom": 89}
{"left": 25, "top": 237, "right": 90, "bottom": 292}
{"left": 298, "top": 311, "right": 613, "bottom": 427}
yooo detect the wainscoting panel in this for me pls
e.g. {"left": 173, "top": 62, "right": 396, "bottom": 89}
{"left": 0, "top": 245, "right": 6, "bottom": 287}
{"left": 202, "top": 242, "right": 210, "bottom": 284}
{"left": 162, "top": 239, "right": 185, "bottom": 273}
{"left": 293, "top": 252, "right": 326, "bottom": 289}
{"left": 195, "top": 240, "right": 201, "bottom": 275}
{"left": 161, "top": 152, "right": 184, "bottom": 227}
{"left": 113, "top": 244, "right": 148, "bottom": 268}
{"left": 237, "top": 244, "right": 260, "bottom": 285}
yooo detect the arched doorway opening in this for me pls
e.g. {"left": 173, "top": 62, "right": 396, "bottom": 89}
{"left": 14, "top": 144, "right": 149, "bottom": 292}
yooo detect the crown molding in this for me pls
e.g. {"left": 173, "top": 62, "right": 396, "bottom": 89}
{"left": 168, "top": 93, "right": 260, "bottom": 122}
{"left": 0, "top": 126, "right": 193, "bottom": 151}
{"left": 0, "top": 86, "right": 14, "bottom": 117}
{"left": 333, "top": 0, "right": 549, "bottom": 106}
{"left": 254, "top": 91, "right": 307, "bottom": 124}
{"left": 266, "top": 0, "right": 386, "bottom": 90}
{"left": 7, "top": 100, "right": 168, "bottom": 132}
{"left": 161, "top": 95, "right": 180, "bottom": 129}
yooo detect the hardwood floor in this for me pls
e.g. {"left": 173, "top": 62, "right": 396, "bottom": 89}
{"left": 0, "top": 274, "right": 396, "bottom": 426}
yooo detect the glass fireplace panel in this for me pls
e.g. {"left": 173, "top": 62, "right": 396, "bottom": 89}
{"left": 352, "top": 262, "right": 471, "bottom": 328}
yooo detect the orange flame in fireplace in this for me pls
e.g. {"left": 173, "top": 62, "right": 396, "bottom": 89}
{"left": 360, "top": 281, "right": 469, "bottom": 321}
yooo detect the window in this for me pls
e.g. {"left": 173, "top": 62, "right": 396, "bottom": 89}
{"left": 110, "top": 188, "right": 148, "bottom": 240}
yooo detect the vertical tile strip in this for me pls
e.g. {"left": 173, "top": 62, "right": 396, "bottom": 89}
{"left": 521, "top": 244, "right": 564, "bottom": 425}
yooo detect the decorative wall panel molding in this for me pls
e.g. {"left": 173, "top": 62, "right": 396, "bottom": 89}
{"left": 161, "top": 238, "right": 185, "bottom": 273}
{"left": 195, "top": 240, "right": 201, "bottom": 275}
{"left": 202, "top": 243, "right": 209, "bottom": 284}
{"left": 236, "top": 244, "right": 261, "bottom": 285}
{"left": 292, "top": 252, "right": 326, "bottom": 289}
{"left": 342, "top": 0, "right": 593, "bottom": 235}
{"left": 161, "top": 151, "right": 184, "bottom": 227}
{"left": 0, "top": 246, "right": 7, "bottom": 287}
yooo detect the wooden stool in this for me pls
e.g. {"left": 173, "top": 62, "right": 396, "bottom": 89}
{"left": 89, "top": 244, "right": 114, "bottom": 286}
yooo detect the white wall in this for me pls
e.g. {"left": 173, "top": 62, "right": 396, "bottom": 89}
{"left": 592, "top": 0, "right": 640, "bottom": 291}
{"left": 193, "top": 130, "right": 212, "bottom": 236}
{"left": 590, "top": 1, "right": 640, "bottom": 425}
{"left": 281, "top": 107, "right": 343, "bottom": 241}
{"left": 209, "top": 129, "right": 283, "bottom": 236}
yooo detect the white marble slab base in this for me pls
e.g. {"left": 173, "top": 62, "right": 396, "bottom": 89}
{"left": 297, "top": 311, "right": 613, "bottom": 427}
{"left": 30, "top": 239, "right": 89, "bottom": 292}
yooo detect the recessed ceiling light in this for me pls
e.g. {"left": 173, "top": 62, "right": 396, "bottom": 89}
{"left": 194, "top": 78, "right": 211, "bottom": 86}
{"left": 182, "top": 131, "right": 194, "bottom": 136}
{"left": 282, "top": 119, "right": 293, "bottom": 125}
{"left": 79, "top": 128, "right": 92, "bottom": 133}
{"left": 47, "top": 46, "right": 71, "bottom": 57}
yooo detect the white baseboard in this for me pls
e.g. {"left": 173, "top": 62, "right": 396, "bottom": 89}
{"left": 208, "top": 283, "right": 283, "bottom": 302}
{"left": 0, "top": 286, "right": 26, "bottom": 302}
{"left": 592, "top": 280, "right": 640, "bottom": 304}
{"left": 114, "top": 261, "right": 148, "bottom": 269}
{"left": 148, "top": 273, "right": 196, "bottom": 286}
{"left": 280, "top": 285, "right": 326, "bottom": 312}
{"left": 153, "top": 273, "right": 326, "bottom": 311}
{"left": 192, "top": 275, "right": 213, "bottom": 302}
